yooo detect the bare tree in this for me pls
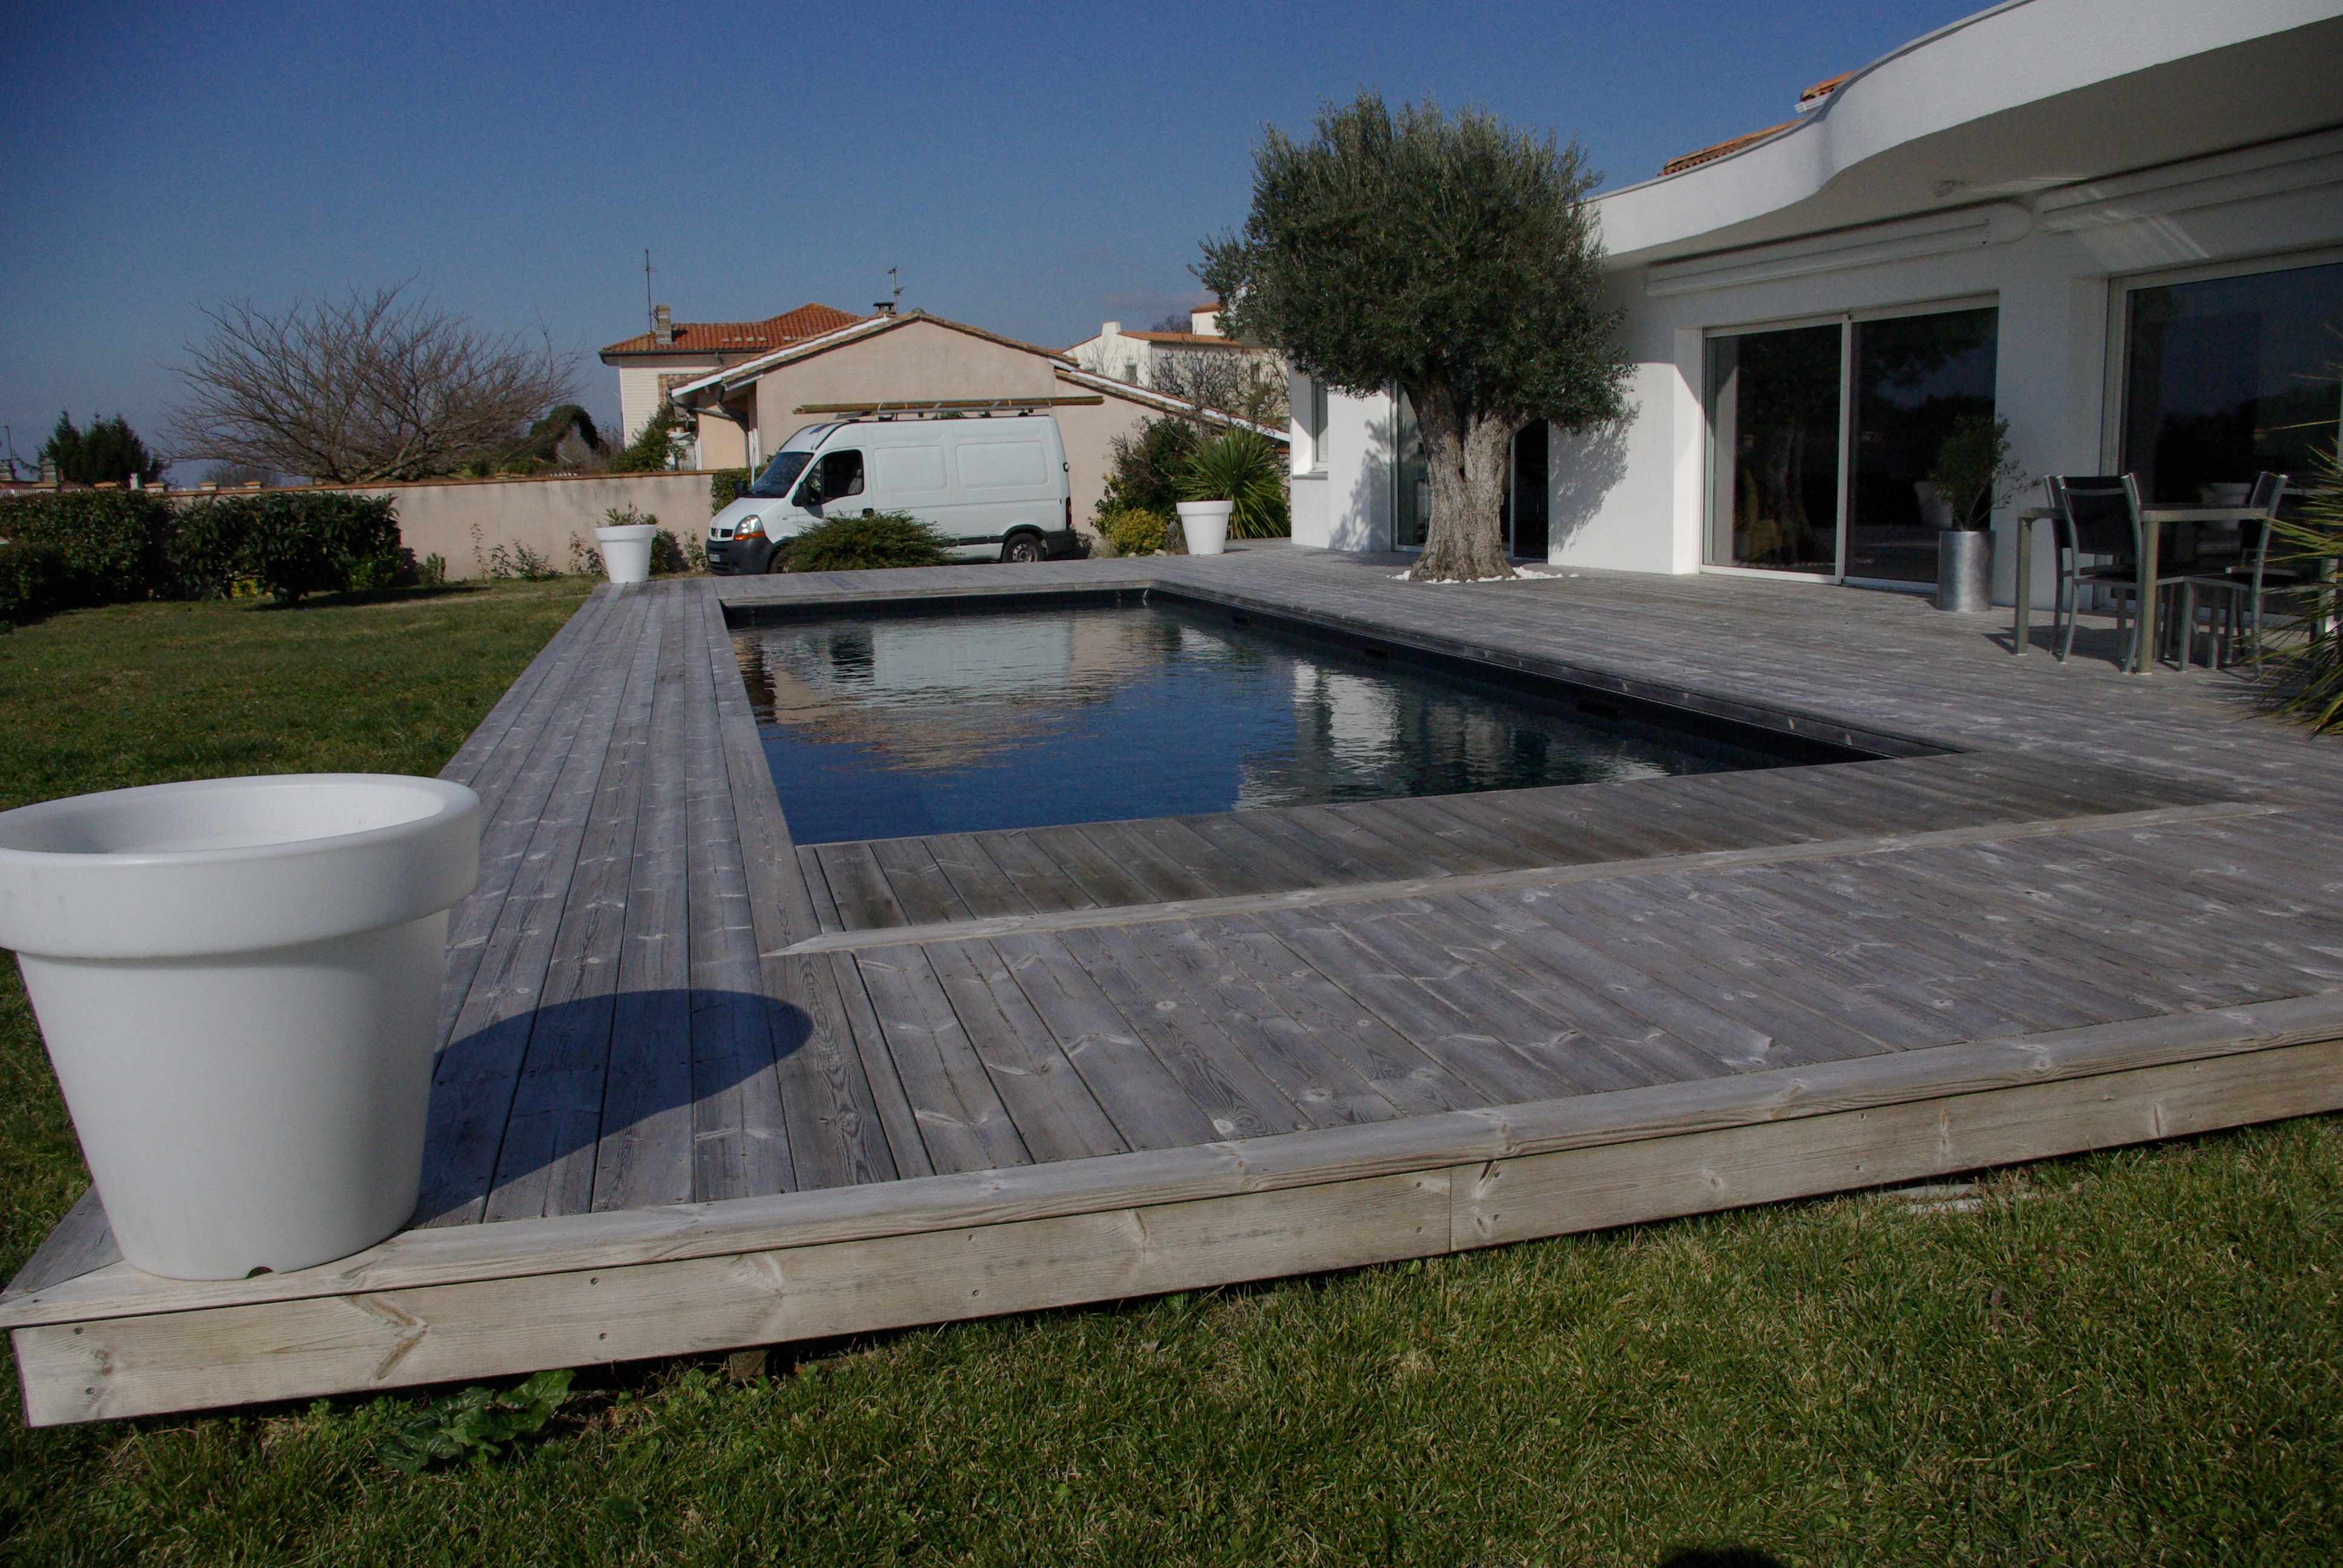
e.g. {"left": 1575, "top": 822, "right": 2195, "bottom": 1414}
{"left": 1145, "top": 350, "right": 1289, "bottom": 434}
{"left": 166, "top": 280, "right": 578, "bottom": 483}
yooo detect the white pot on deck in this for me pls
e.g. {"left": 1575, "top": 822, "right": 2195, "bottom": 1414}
{"left": 0, "top": 775, "right": 481, "bottom": 1280}
{"left": 1176, "top": 500, "right": 1232, "bottom": 557}
{"left": 595, "top": 523, "right": 658, "bottom": 584}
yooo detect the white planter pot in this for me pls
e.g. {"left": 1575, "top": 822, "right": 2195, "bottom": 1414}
{"left": 1176, "top": 500, "right": 1233, "bottom": 557}
{"left": 0, "top": 775, "right": 481, "bottom": 1279}
{"left": 594, "top": 523, "right": 658, "bottom": 584}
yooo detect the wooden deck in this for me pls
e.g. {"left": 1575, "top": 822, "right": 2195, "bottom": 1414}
{"left": 9, "top": 543, "right": 2343, "bottom": 1425}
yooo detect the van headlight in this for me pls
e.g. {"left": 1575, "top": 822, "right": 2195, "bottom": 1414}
{"left": 735, "top": 517, "right": 765, "bottom": 538}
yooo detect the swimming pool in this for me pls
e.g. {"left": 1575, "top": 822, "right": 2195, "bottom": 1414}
{"left": 733, "top": 596, "right": 1865, "bottom": 845}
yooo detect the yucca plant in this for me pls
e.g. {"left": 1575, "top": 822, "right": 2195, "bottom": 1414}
{"left": 1178, "top": 431, "right": 1289, "bottom": 539}
{"left": 2258, "top": 443, "right": 2343, "bottom": 734}
{"left": 779, "top": 510, "right": 950, "bottom": 573}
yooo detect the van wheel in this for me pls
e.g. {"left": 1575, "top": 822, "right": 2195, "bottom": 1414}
{"left": 1001, "top": 532, "right": 1045, "bottom": 564}
{"left": 764, "top": 546, "right": 789, "bottom": 574}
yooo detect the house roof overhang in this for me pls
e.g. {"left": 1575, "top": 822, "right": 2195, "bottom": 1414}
{"left": 1596, "top": 0, "right": 2343, "bottom": 270}
{"left": 666, "top": 312, "right": 1076, "bottom": 410}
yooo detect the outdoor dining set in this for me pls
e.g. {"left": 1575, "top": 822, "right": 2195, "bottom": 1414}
{"left": 2011, "top": 471, "right": 2326, "bottom": 675}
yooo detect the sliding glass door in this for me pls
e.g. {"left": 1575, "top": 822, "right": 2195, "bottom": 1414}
{"left": 1706, "top": 302, "right": 1999, "bottom": 581}
{"left": 1706, "top": 324, "right": 1843, "bottom": 572}
{"left": 2119, "top": 258, "right": 2342, "bottom": 503}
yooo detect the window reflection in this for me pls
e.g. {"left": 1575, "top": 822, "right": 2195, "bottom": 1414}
{"left": 1706, "top": 324, "right": 1841, "bottom": 571}
{"left": 2122, "top": 261, "right": 2342, "bottom": 503}
{"left": 1847, "top": 308, "right": 1998, "bottom": 584}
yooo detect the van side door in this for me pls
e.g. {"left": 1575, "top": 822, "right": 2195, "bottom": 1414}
{"left": 796, "top": 448, "right": 865, "bottom": 516}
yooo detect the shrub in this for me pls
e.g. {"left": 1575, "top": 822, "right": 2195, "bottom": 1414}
{"left": 710, "top": 469, "right": 752, "bottom": 513}
{"left": 2258, "top": 443, "right": 2343, "bottom": 733}
{"left": 170, "top": 491, "right": 401, "bottom": 604}
{"left": 1179, "top": 430, "right": 1290, "bottom": 538}
{"left": 482, "top": 541, "right": 560, "bottom": 581}
{"left": 779, "top": 511, "right": 949, "bottom": 573}
{"left": 1097, "top": 417, "right": 1198, "bottom": 524}
{"left": 0, "top": 489, "right": 175, "bottom": 618}
{"left": 651, "top": 529, "right": 692, "bottom": 575}
{"left": 607, "top": 402, "right": 688, "bottom": 474}
{"left": 1097, "top": 506, "right": 1170, "bottom": 557}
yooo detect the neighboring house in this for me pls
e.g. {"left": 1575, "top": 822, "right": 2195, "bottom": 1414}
{"left": 1065, "top": 305, "right": 1280, "bottom": 389}
{"left": 663, "top": 309, "right": 1285, "bottom": 535}
{"left": 1296, "top": 0, "right": 2343, "bottom": 609}
{"left": 599, "top": 302, "right": 865, "bottom": 448}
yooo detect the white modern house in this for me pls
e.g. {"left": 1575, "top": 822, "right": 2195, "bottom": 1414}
{"left": 1293, "top": 0, "right": 2343, "bottom": 606}
{"left": 1066, "top": 306, "right": 1278, "bottom": 388}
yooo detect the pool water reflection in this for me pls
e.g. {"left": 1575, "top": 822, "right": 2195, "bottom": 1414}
{"left": 734, "top": 603, "right": 1791, "bottom": 844}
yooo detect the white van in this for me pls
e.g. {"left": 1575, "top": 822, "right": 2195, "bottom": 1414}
{"left": 706, "top": 412, "right": 1078, "bottom": 573}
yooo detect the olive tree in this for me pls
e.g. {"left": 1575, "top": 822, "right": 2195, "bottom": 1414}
{"left": 1201, "top": 93, "right": 1629, "bottom": 580}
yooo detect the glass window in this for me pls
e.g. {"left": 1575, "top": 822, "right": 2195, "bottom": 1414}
{"left": 1706, "top": 324, "right": 1841, "bottom": 571}
{"left": 1394, "top": 391, "right": 1427, "bottom": 549}
{"left": 2121, "top": 260, "right": 2342, "bottom": 503}
{"left": 1846, "top": 307, "right": 1999, "bottom": 584}
{"left": 1307, "top": 380, "right": 1329, "bottom": 472}
{"left": 748, "top": 449, "right": 812, "bottom": 498}
{"left": 805, "top": 449, "right": 863, "bottom": 501}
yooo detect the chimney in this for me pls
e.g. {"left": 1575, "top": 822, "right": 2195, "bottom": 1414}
{"left": 1101, "top": 321, "right": 1121, "bottom": 338}
{"left": 652, "top": 304, "right": 673, "bottom": 345}
{"left": 1190, "top": 308, "right": 1221, "bottom": 337}
{"left": 873, "top": 301, "right": 896, "bottom": 316}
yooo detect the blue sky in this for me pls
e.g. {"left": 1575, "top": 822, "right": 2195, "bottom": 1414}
{"left": 1, "top": 0, "right": 1980, "bottom": 476}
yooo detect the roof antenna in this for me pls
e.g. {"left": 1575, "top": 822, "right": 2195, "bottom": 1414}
{"left": 890, "top": 266, "right": 902, "bottom": 314}
{"left": 643, "top": 249, "right": 656, "bottom": 334}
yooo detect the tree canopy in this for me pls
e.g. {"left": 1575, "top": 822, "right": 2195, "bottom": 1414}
{"left": 39, "top": 412, "right": 164, "bottom": 486}
{"left": 165, "top": 280, "right": 578, "bottom": 485}
{"left": 1201, "top": 92, "right": 1631, "bottom": 578}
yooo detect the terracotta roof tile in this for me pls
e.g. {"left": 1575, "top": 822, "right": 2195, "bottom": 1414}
{"left": 600, "top": 302, "right": 864, "bottom": 357}
{"left": 1122, "top": 331, "right": 1257, "bottom": 348}
{"left": 1660, "top": 119, "right": 1800, "bottom": 177}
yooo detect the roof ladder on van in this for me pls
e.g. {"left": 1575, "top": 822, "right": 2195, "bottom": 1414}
{"left": 791, "top": 396, "right": 1106, "bottom": 419}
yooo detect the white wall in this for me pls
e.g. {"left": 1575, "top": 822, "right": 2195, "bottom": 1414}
{"left": 1309, "top": 129, "right": 2342, "bottom": 597}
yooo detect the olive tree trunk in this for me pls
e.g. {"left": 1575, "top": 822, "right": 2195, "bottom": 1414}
{"left": 1409, "top": 381, "right": 1519, "bottom": 582}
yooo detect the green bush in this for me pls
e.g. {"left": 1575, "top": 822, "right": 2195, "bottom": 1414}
{"left": 608, "top": 402, "right": 688, "bottom": 474}
{"left": 0, "top": 489, "right": 175, "bottom": 619}
{"left": 2259, "top": 444, "right": 2343, "bottom": 733}
{"left": 1097, "top": 417, "right": 1199, "bottom": 524}
{"left": 1097, "top": 506, "right": 1170, "bottom": 557}
{"left": 1179, "top": 430, "right": 1291, "bottom": 538}
{"left": 780, "top": 511, "right": 949, "bottom": 573}
{"left": 710, "top": 468, "right": 752, "bottom": 513}
{"left": 171, "top": 492, "right": 401, "bottom": 604}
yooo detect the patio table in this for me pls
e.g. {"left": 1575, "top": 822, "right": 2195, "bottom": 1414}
{"left": 2012, "top": 504, "right": 2267, "bottom": 672}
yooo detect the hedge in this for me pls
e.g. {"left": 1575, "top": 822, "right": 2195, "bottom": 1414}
{"left": 0, "top": 489, "right": 408, "bottom": 622}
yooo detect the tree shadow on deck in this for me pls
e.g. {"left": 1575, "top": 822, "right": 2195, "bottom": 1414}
{"left": 415, "top": 988, "right": 812, "bottom": 1225}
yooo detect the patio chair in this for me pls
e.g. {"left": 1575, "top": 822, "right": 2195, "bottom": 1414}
{"left": 2050, "top": 475, "right": 2186, "bottom": 666}
{"left": 2181, "top": 472, "right": 2298, "bottom": 675}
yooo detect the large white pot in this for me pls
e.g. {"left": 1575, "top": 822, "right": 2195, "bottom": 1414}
{"left": 1176, "top": 500, "right": 1232, "bottom": 557}
{"left": 0, "top": 775, "right": 481, "bottom": 1279}
{"left": 594, "top": 523, "right": 658, "bottom": 584}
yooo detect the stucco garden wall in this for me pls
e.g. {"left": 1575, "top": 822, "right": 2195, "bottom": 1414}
{"left": 296, "top": 471, "right": 723, "bottom": 579}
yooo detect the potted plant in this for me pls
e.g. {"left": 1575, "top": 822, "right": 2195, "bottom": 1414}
{"left": 0, "top": 774, "right": 480, "bottom": 1279}
{"left": 1176, "top": 431, "right": 1289, "bottom": 558}
{"left": 594, "top": 503, "right": 660, "bottom": 584}
{"left": 1925, "top": 413, "right": 2025, "bottom": 613}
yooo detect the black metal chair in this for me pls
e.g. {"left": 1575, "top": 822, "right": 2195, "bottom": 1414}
{"left": 2182, "top": 472, "right": 2296, "bottom": 674}
{"left": 2049, "top": 475, "right": 2187, "bottom": 666}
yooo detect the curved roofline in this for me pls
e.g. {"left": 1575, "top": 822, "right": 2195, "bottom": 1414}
{"left": 1593, "top": 0, "right": 2343, "bottom": 264}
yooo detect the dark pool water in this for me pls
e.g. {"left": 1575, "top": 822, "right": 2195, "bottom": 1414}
{"left": 735, "top": 603, "right": 1792, "bottom": 845}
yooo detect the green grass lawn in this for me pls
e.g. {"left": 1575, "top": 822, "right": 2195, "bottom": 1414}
{"left": 1, "top": 583, "right": 2338, "bottom": 1566}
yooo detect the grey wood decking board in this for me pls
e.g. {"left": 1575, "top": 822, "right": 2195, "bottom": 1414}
{"left": 916, "top": 939, "right": 1127, "bottom": 1164}
{"left": 1, "top": 1189, "right": 117, "bottom": 1303}
{"left": 1118, "top": 918, "right": 1401, "bottom": 1129}
{"left": 869, "top": 837, "right": 978, "bottom": 927}
{"left": 850, "top": 944, "right": 1031, "bottom": 1175}
{"left": 1267, "top": 803, "right": 1450, "bottom": 882}
{"left": 1046, "top": 925, "right": 1314, "bottom": 1141}
{"left": 1120, "top": 815, "right": 1288, "bottom": 899}
{"left": 417, "top": 589, "right": 650, "bottom": 1226}
{"left": 796, "top": 846, "right": 847, "bottom": 935}
{"left": 1335, "top": 797, "right": 1524, "bottom": 875}
{"left": 1251, "top": 907, "right": 1578, "bottom": 1106}
{"left": 963, "top": 829, "right": 1101, "bottom": 915}
{"left": 1188, "top": 915, "right": 1490, "bottom": 1117}
{"left": 920, "top": 831, "right": 1040, "bottom": 921}
{"left": 480, "top": 589, "right": 668, "bottom": 1222}
{"left": 812, "top": 842, "right": 911, "bottom": 932}
{"left": 1174, "top": 810, "right": 1352, "bottom": 893}
{"left": 701, "top": 583, "right": 906, "bottom": 1195}
{"left": 1021, "top": 823, "right": 1162, "bottom": 908}
{"left": 1473, "top": 882, "right": 1890, "bottom": 1065}
{"left": 1070, "top": 819, "right": 1225, "bottom": 903}
{"left": 590, "top": 606, "right": 698, "bottom": 1213}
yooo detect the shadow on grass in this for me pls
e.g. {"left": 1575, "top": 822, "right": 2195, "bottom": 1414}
{"left": 414, "top": 988, "right": 811, "bottom": 1225}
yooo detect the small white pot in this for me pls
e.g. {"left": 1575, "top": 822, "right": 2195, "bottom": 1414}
{"left": 595, "top": 523, "right": 659, "bottom": 584}
{"left": 1176, "top": 500, "right": 1233, "bottom": 557}
{"left": 0, "top": 775, "right": 481, "bottom": 1279}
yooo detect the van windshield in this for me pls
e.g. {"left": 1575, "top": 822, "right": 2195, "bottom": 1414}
{"left": 747, "top": 451, "right": 814, "bottom": 498}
